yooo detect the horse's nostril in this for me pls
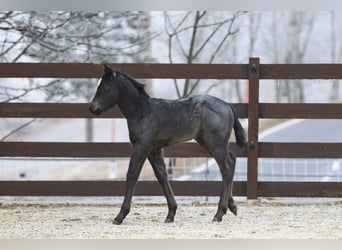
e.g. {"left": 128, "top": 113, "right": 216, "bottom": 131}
{"left": 89, "top": 105, "right": 101, "bottom": 115}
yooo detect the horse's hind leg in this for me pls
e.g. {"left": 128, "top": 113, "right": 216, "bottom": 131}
{"left": 227, "top": 152, "right": 237, "bottom": 216}
{"left": 212, "top": 150, "right": 237, "bottom": 222}
{"left": 148, "top": 149, "right": 177, "bottom": 223}
{"left": 196, "top": 136, "right": 237, "bottom": 222}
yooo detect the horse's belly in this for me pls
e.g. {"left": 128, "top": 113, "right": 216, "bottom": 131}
{"left": 154, "top": 123, "right": 199, "bottom": 148}
{"left": 170, "top": 133, "right": 195, "bottom": 144}
{"left": 154, "top": 107, "right": 201, "bottom": 147}
{"left": 168, "top": 124, "right": 200, "bottom": 144}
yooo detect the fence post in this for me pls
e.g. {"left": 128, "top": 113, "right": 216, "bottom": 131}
{"left": 247, "top": 57, "right": 260, "bottom": 199}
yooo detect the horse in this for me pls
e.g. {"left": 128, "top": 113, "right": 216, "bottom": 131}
{"left": 89, "top": 64, "right": 246, "bottom": 224}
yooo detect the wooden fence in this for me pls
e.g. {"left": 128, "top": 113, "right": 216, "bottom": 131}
{"left": 0, "top": 58, "right": 342, "bottom": 199}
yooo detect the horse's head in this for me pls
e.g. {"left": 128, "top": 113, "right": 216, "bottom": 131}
{"left": 89, "top": 64, "right": 120, "bottom": 115}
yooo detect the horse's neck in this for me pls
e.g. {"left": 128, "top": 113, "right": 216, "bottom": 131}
{"left": 117, "top": 82, "right": 149, "bottom": 120}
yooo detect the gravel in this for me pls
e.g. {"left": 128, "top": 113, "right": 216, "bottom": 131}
{"left": 0, "top": 199, "right": 341, "bottom": 239}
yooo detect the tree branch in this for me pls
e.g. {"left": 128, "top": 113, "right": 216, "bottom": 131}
{"left": 1, "top": 79, "right": 62, "bottom": 103}
{"left": 0, "top": 118, "right": 37, "bottom": 141}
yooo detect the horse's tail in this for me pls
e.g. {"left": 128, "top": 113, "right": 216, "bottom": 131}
{"left": 230, "top": 105, "right": 247, "bottom": 148}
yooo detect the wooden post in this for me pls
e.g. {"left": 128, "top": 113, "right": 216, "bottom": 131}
{"left": 247, "top": 57, "right": 260, "bottom": 199}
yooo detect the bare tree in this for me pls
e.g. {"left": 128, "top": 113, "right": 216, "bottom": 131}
{"left": 248, "top": 12, "right": 262, "bottom": 57}
{"left": 278, "top": 12, "right": 316, "bottom": 103}
{"left": 162, "top": 11, "right": 246, "bottom": 175}
{"left": 0, "top": 12, "right": 153, "bottom": 63}
{"left": 330, "top": 11, "right": 340, "bottom": 102}
{"left": 0, "top": 11, "right": 153, "bottom": 101}
{"left": 242, "top": 11, "right": 262, "bottom": 103}
{"left": 163, "top": 11, "right": 246, "bottom": 99}
{"left": 0, "top": 11, "right": 153, "bottom": 141}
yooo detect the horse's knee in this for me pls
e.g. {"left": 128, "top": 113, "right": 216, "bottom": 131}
{"left": 228, "top": 152, "right": 236, "bottom": 165}
{"left": 228, "top": 151, "right": 236, "bottom": 158}
{"left": 220, "top": 166, "right": 234, "bottom": 181}
{"left": 126, "top": 170, "right": 140, "bottom": 182}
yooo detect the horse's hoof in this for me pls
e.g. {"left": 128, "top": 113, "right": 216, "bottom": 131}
{"left": 229, "top": 205, "right": 238, "bottom": 216}
{"left": 164, "top": 218, "right": 174, "bottom": 223}
{"left": 212, "top": 217, "right": 222, "bottom": 222}
{"left": 112, "top": 219, "right": 122, "bottom": 225}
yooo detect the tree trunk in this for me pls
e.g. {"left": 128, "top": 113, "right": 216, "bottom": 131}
{"left": 86, "top": 119, "right": 93, "bottom": 142}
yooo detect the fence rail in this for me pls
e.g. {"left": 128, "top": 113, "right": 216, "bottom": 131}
{"left": 1, "top": 58, "right": 342, "bottom": 199}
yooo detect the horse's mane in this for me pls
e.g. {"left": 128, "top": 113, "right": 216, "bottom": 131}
{"left": 115, "top": 70, "right": 150, "bottom": 99}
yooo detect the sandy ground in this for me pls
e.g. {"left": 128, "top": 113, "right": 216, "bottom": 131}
{"left": 0, "top": 199, "right": 341, "bottom": 239}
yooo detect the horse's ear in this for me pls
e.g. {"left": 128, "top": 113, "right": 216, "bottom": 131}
{"left": 103, "top": 64, "right": 113, "bottom": 74}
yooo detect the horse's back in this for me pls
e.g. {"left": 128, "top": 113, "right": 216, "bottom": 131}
{"left": 147, "top": 95, "right": 234, "bottom": 147}
{"left": 151, "top": 95, "right": 233, "bottom": 127}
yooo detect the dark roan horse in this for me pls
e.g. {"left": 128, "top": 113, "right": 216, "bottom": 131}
{"left": 89, "top": 64, "right": 246, "bottom": 224}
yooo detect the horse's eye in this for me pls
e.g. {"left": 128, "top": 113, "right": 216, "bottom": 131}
{"left": 99, "top": 84, "right": 109, "bottom": 91}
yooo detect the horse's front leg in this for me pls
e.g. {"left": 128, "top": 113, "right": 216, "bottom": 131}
{"left": 148, "top": 149, "right": 177, "bottom": 223}
{"left": 113, "top": 144, "right": 149, "bottom": 225}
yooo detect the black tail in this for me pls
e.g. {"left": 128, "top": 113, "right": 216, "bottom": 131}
{"left": 230, "top": 105, "right": 247, "bottom": 147}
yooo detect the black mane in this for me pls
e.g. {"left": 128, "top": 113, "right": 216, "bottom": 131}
{"left": 115, "top": 70, "right": 150, "bottom": 99}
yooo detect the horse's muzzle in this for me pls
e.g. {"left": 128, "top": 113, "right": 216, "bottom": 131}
{"left": 89, "top": 104, "right": 102, "bottom": 115}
